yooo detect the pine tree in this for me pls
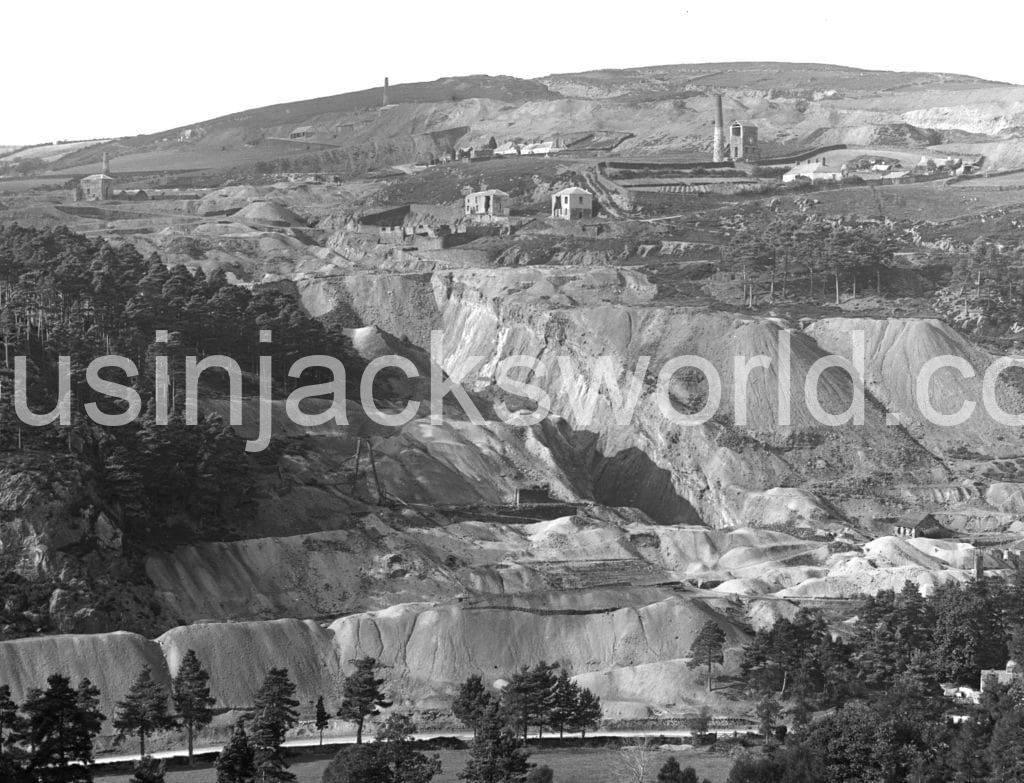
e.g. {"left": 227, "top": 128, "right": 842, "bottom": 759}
{"left": 459, "top": 702, "right": 531, "bottom": 783}
{"left": 114, "top": 666, "right": 177, "bottom": 759}
{"left": 501, "top": 662, "right": 556, "bottom": 741}
{"left": 216, "top": 719, "right": 255, "bottom": 783}
{"left": 337, "top": 658, "right": 391, "bottom": 744}
{"left": 572, "top": 688, "right": 602, "bottom": 738}
{"left": 315, "top": 696, "right": 329, "bottom": 746}
{"left": 19, "top": 673, "right": 106, "bottom": 782}
{"left": 250, "top": 668, "right": 300, "bottom": 783}
{"left": 657, "top": 757, "right": 683, "bottom": 783}
{"left": 547, "top": 670, "right": 578, "bottom": 739}
{"left": 172, "top": 650, "right": 216, "bottom": 765}
{"left": 0, "top": 683, "right": 22, "bottom": 759}
{"left": 452, "top": 675, "right": 494, "bottom": 739}
{"left": 755, "top": 691, "right": 781, "bottom": 745}
{"left": 374, "top": 713, "right": 441, "bottom": 783}
{"left": 688, "top": 621, "right": 727, "bottom": 692}
{"left": 0, "top": 683, "right": 26, "bottom": 782}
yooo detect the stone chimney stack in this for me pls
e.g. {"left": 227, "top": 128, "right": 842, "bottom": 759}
{"left": 383, "top": 77, "right": 389, "bottom": 107}
{"left": 101, "top": 152, "right": 110, "bottom": 176}
{"left": 712, "top": 94, "right": 726, "bottom": 163}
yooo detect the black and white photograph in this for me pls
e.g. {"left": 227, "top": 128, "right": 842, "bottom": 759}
{"left": 4, "top": 1, "right": 1024, "bottom": 781}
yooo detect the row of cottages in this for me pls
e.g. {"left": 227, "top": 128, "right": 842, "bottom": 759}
{"left": 463, "top": 188, "right": 595, "bottom": 220}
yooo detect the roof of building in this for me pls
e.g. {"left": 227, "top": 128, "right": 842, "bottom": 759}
{"left": 786, "top": 162, "right": 844, "bottom": 177}
{"left": 291, "top": 126, "right": 315, "bottom": 133}
{"left": 901, "top": 512, "right": 939, "bottom": 528}
{"left": 466, "top": 189, "right": 509, "bottom": 198}
{"left": 81, "top": 173, "right": 114, "bottom": 181}
{"left": 552, "top": 187, "right": 592, "bottom": 197}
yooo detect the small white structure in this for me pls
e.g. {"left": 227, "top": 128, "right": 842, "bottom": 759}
{"left": 521, "top": 141, "right": 556, "bottom": 156}
{"left": 493, "top": 142, "right": 520, "bottom": 157}
{"left": 464, "top": 189, "right": 509, "bottom": 218}
{"left": 941, "top": 683, "right": 981, "bottom": 705}
{"left": 782, "top": 162, "right": 845, "bottom": 183}
{"left": 551, "top": 187, "right": 593, "bottom": 220}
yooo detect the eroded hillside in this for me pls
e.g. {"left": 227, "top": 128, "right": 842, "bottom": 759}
{"left": 6, "top": 63, "right": 1024, "bottom": 740}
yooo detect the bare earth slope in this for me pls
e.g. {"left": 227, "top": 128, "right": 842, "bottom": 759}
{"left": 40, "top": 63, "right": 1024, "bottom": 177}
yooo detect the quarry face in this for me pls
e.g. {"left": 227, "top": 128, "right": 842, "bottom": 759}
{"left": 3, "top": 244, "right": 1021, "bottom": 733}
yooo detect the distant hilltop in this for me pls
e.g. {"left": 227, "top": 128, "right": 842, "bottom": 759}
{"left": 17, "top": 61, "right": 1024, "bottom": 179}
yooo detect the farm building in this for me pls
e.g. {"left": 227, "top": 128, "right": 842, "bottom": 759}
{"left": 550, "top": 187, "right": 593, "bottom": 220}
{"left": 464, "top": 189, "right": 509, "bottom": 218}
{"left": 289, "top": 126, "right": 316, "bottom": 140}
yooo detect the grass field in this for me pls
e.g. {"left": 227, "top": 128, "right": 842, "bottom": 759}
{"left": 95, "top": 745, "right": 740, "bottom": 783}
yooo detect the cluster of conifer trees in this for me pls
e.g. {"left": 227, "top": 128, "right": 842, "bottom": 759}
{"left": 727, "top": 573, "right": 1024, "bottom": 781}
{"left": 0, "top": 224, "right": 366, "bottom": 548}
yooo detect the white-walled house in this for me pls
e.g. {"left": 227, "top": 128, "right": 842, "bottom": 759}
{"left": 551, "top": 187, "right": 593, "bottom": 220}
{"left": 464, "top": 189, "right": 509, "bottom": 218}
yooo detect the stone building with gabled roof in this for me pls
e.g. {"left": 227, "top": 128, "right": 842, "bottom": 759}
{"left": 76, "top": 152, "right": 114, "bottom": 201}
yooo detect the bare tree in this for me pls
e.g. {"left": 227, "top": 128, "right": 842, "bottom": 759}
{"left": 616, "top": 736, "right": 654, "bottom": 783}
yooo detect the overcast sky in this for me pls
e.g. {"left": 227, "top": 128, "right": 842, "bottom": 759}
{"left": 4, "top": 0, "right": 1023, "bottom": 144}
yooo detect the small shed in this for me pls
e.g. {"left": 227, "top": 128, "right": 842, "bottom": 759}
{"left": 551, "top": 187, "right": 593, "bottom": 220}
{"left": 464, "top": 189, "right": 509, "bottom": 218}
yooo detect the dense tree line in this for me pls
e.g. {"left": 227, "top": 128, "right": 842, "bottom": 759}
{"left": 453, "top": 665, "right": 602, "bottom": 744}
{"left": 0, "top": 652, "right": 311, "bottom": 783}
{"left": 0, "top": 224, "right": 367, "bottom": 546}
{"left": 727, "top": 572, "right": 1024, "bottom": 781}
